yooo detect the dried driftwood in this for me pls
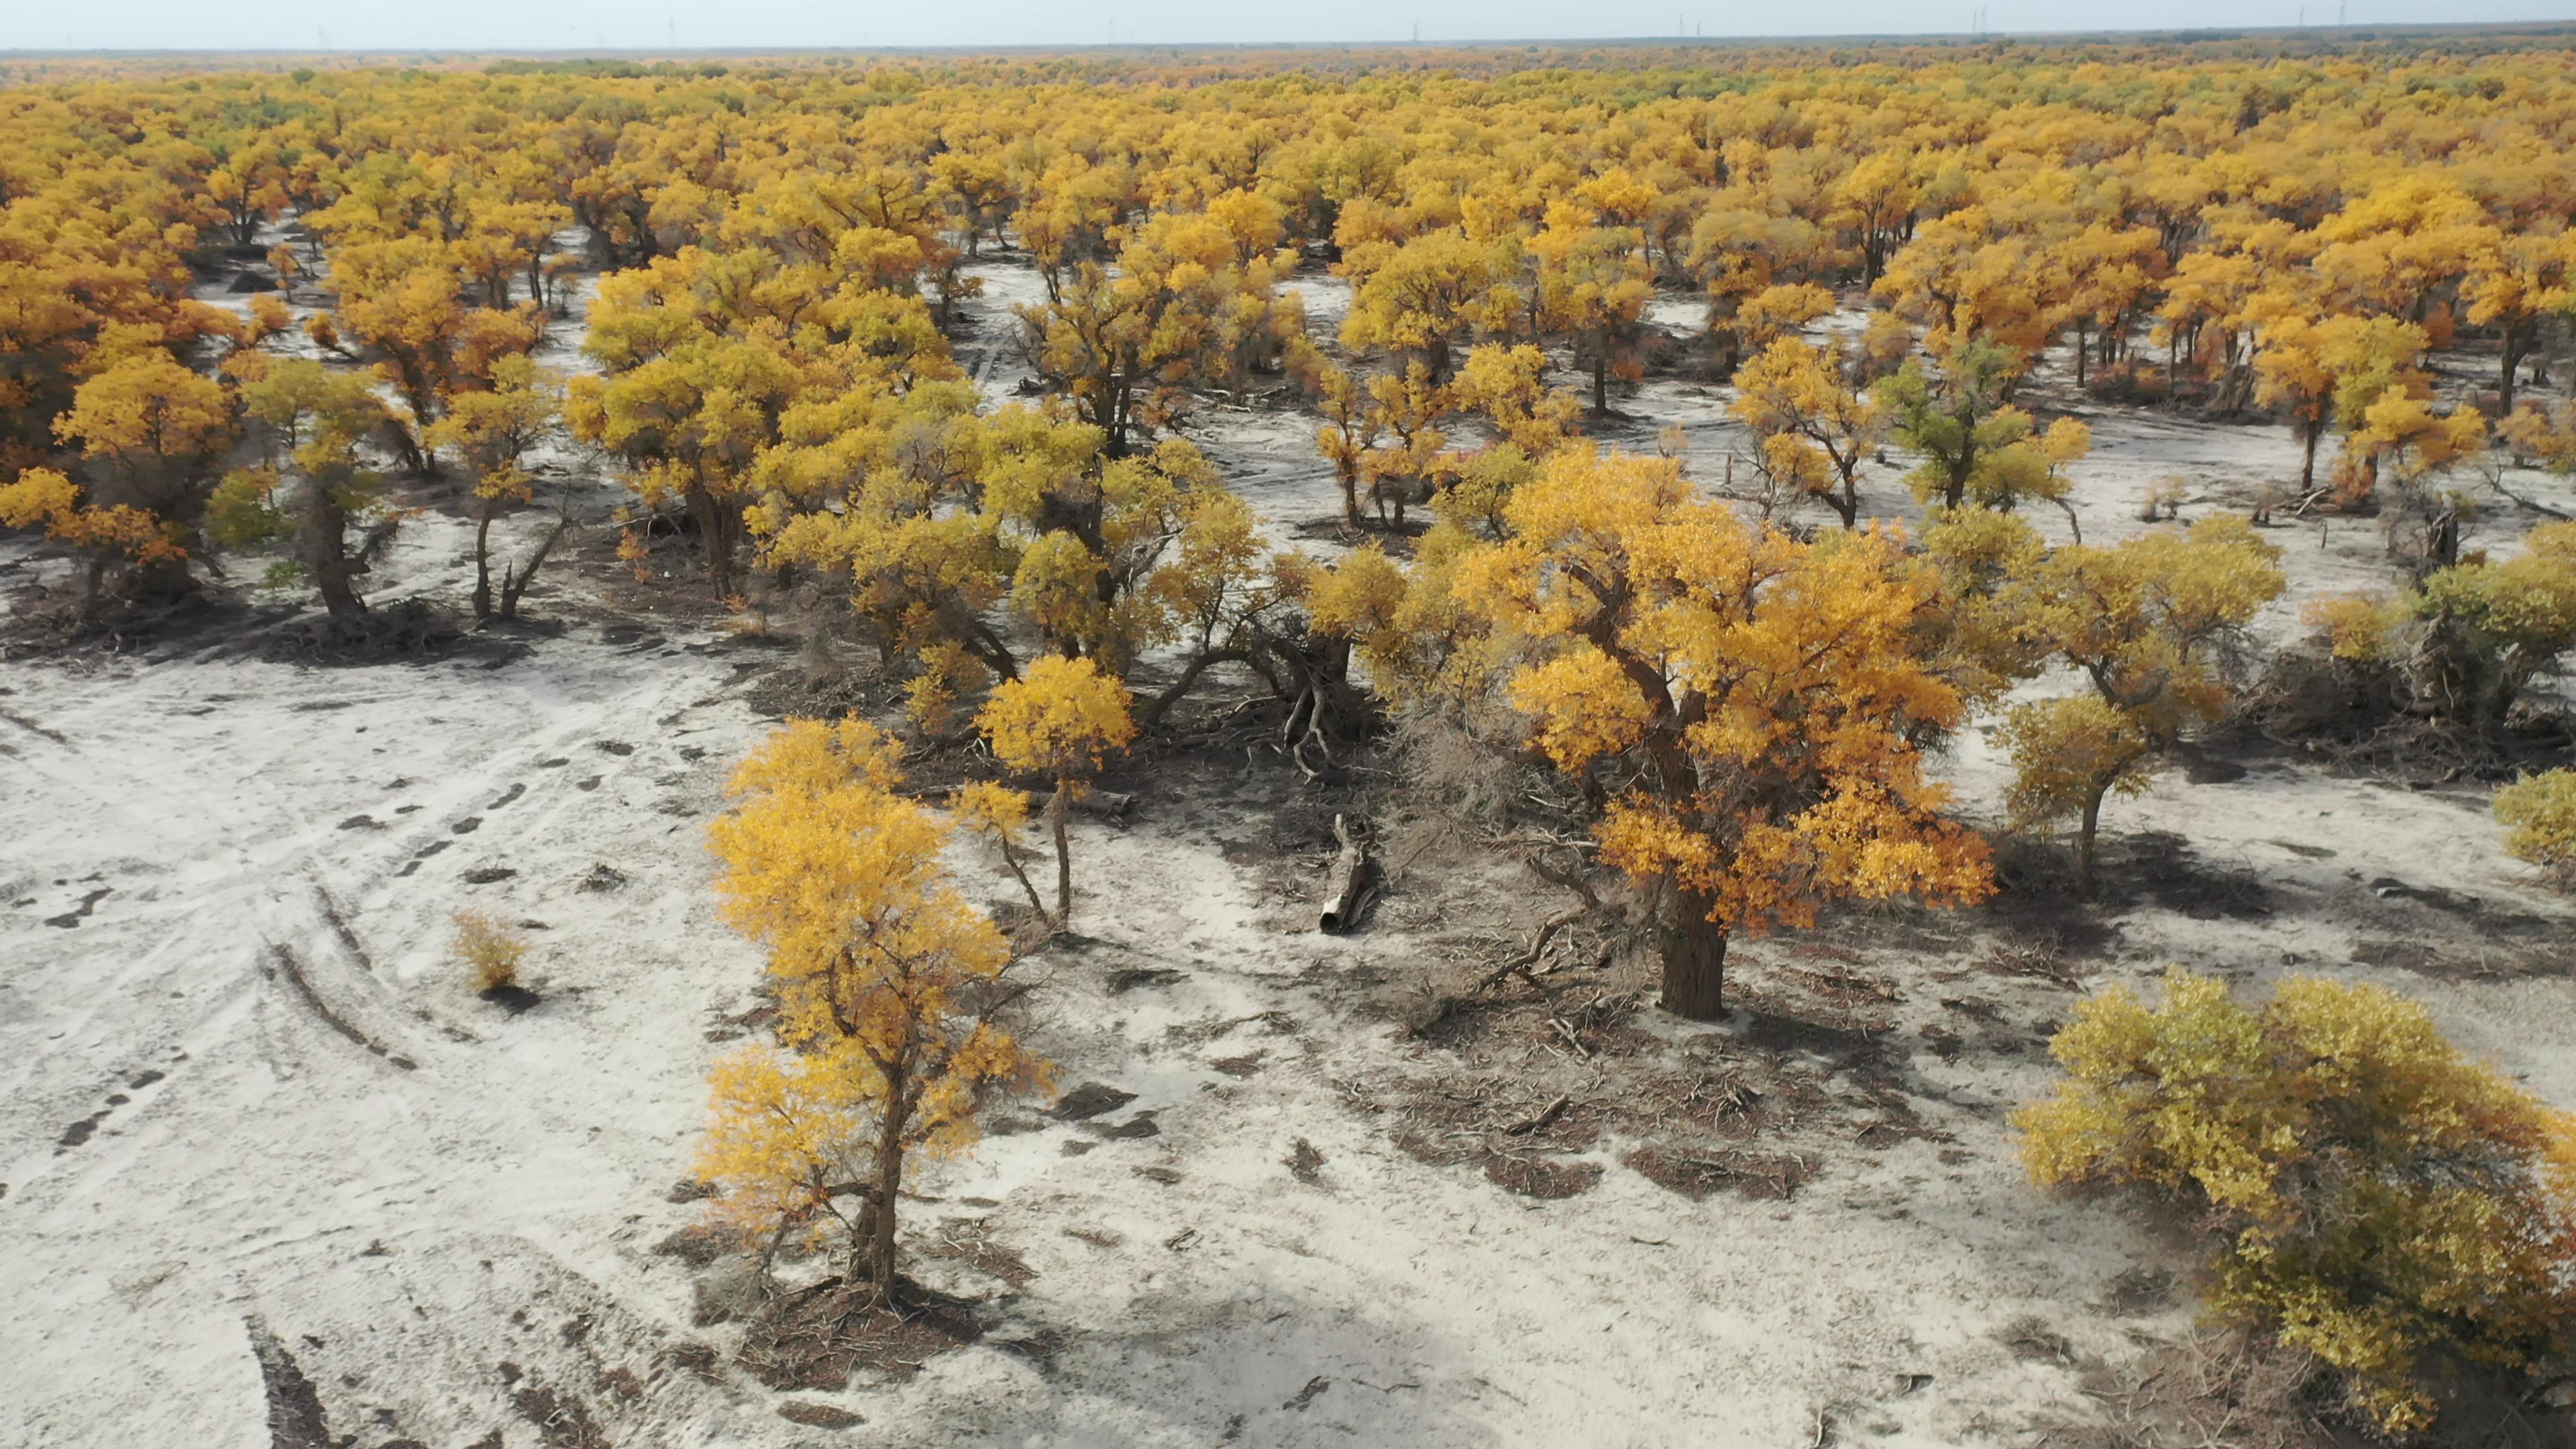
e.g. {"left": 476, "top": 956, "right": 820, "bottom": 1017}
{"left": 1318, "top": 814, "right": 1375, "bottom": 934}
{"left": 1473, "top": 849, "right": 1608, "bottom": 994}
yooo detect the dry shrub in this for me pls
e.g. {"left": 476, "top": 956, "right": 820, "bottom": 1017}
{"left": 451, "top": 910, "right": 528, "bottom": 992}
{"left": 2049, "top": 1326, "right": 2572, "bottom": 1449}
{"left": 2019, "top": 970, "right": 2576, "bottom": 1435}
{"left": 1383, "top": 706, "right": 1531, "bottom": 853}
{"left": 2496, "top": 768, "right": 2576, "bottom": 883}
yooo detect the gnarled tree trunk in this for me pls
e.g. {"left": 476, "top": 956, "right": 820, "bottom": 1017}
{"left": 1658, "top": 886, "right": 1730, "bottom": 1021}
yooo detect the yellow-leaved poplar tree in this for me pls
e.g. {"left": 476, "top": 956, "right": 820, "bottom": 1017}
{"left": 976, "top": 656, "right": 1136, "bottom": 929}
{"left": 699, "top": 718, "right": 1046, "bottom": 1301}
{"left": 2019, "top": 970, "right": 2576, "bottom": 1434}
{"left": 1454, "top": 448, "right": 1993, "bottom": 1019}
{"left": 2006, "top": 515, "right": 2284, "bottom": 891}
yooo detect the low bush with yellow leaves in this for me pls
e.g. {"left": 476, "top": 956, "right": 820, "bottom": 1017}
{"left": 2496, "top": 768, "right": 2576, "bottom": 881}
{"left": 2017, "top": 969, "right": 2576, "bottom": 1435}
{"left": 2298, "top": 521, "right": 2576, "bottom": 731}
{"left": 451, "top": 910, "right": 529, "bottom": 994}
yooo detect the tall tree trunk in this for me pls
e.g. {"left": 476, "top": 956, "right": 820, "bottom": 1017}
{"left": 470, "top": 512, "right": 495, "bottom": 621}
{"left": 1593, "top": 350, "right": 1609, "bottom": 415}
{"left": 1658, "top": 886, "right": 1730, "bottom": 1021}
{"left": 690, "top": 487, "right": 735, "bottom": 599}
{"left": 2500, "top": 320, "right": 2524, "bottom": 415}
{"left": 1050, "top": 782, "right": 1072, "bottom": 926}
{"left": 498, "top": 515, "right": 571, "bottom": 622}
{"left": 857, "top": 1069, "right": 908, "bottom": 1307}
{"left": 2077, "top": 786, "right": 2106, "bottom": 898}
{"left": 308, "top": 481, "right": 366, "bottom": 619}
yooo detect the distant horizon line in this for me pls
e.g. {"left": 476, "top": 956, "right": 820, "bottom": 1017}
{"left": 9, "top": 18, "right": 2576, "bottom": 60}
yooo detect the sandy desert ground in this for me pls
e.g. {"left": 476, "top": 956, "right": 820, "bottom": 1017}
{"left": 3, "top": 252, "right": 2573, "bottom": 1448}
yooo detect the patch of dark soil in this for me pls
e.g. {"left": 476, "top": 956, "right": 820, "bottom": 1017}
{"left": 247, "top": 1316, "right": 335, "bottom": 1449}
{"left": 56, "top": 1110, "right": 107, "bottom": 1150}
{"left": 266, "top": 944, "right": 417, "bottom": 1070}
{"left": 43, "top": 886, "right": 109, "bottom": 928}
{"left": 1049, "top": 1082, "right": 1136, "bottom": 1122}
{"left": 337, "top": 815, "right": 382, "bottom": 830}
{"left": 1482, "top": 1154, "right": 1601, "bottom": 1199}
{"left": 1093, "top": 1112, "right": 1161, "bottom": 1139}
{"left": 2181, "top": 756, "right": 2249, "bottom": 785}
{"left": 1403, "top": 987, "right": 1515, "bottom": 1047}
{"left": 918, "top": 1218, "right": 1037, "bottom": 1290}
{"left": 653, "top": 1225, "right": 735, "bottom": 1268}
{"left": 0, "top": 706, "right": 69, "bottom": 745}
{"left": 1624, "top": 1144, "right": 1815, "bottom": 1201}
{"left": 991, "top": 1328, "right": 1067, "bottom": 1374}
{"left": 0, "top": 589, "right": 276, "bottom": 664}
{"left": 1731, "top": 988, "right": 1895, "bottom": 1063}
{"left": 463, "top": 867, "right": 517, "bottom": 884}
{"left": 2039, "top": 1324, "right": 2565, "bottom": 1449}
{"left": 2349, "top": 935, "right": 2566, "bottom": 981}
{"left": 737, "top": 1277, "right": 985, "bottom": 1391}
{"left": 1980, "top": 843, "right": 2126, "bottom": 956}
{"left": 1285, "top": 1138, "right": 1326, "bottom": 1184}
{"left": 578, "top": 864, "right": 627, "bottom": 892}
{"left": 511, "top": 1381, "right": 610, "bottom": 1449}
{"left": 744, "top": 664, "right": 880, "bottom": 721}
{"left": 479, "top": 985, "right": 542, "bottom": 1014}
{"left": 2102, "top": 1266, "right": 2178, "bottom": 1316}
{"left": 1291, "top": 515, "right": 1428, "bottom": 551}
{"left": 2126, "top": 832, "right": 2273, "bottom": 920}
{"left": 777, "top": 1402, "right": 865, "bottom": 1429}
{"left": 1106, "top": 967, "right": 1187, "bottom": 994}
{"left": 663, "top": 1342, "right": 725, "bottom": 1384}
{"left": 1210, "top": 1053, "right": 1264, "bottom": 1077}
{"left": 260, "top": 600, "right": 527, "bottom": 668}
{"left": 1997, "top": 1314, "right": 2076, "bottom": 1365}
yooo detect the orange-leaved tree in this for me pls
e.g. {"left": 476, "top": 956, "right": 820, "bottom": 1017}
{"left": 699, "top": 718, "right": 1046, "bottom": 1301}
{"left": 3, "top": 350, "right": 239, "bottom": 603}
{"left": 1455, "top": 449, "right": 1993, "bottom": 1019}
{"left": 976, "top": 655, "right": 1136, "bottom": 929}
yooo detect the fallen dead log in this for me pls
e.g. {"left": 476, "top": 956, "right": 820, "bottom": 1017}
{"left": 1071, "top": 790, "right": 1134, "bottom": 824}
{"left": 1502, "top": 1095, "right": 1570, "bottom": 1137}
{"left": 1318, "top": 814, "right": 1374, "bottom": 934}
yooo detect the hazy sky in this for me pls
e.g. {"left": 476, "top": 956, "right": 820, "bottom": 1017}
{"left": 9, "top": 0, "right": 2571, "bottom": 54}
